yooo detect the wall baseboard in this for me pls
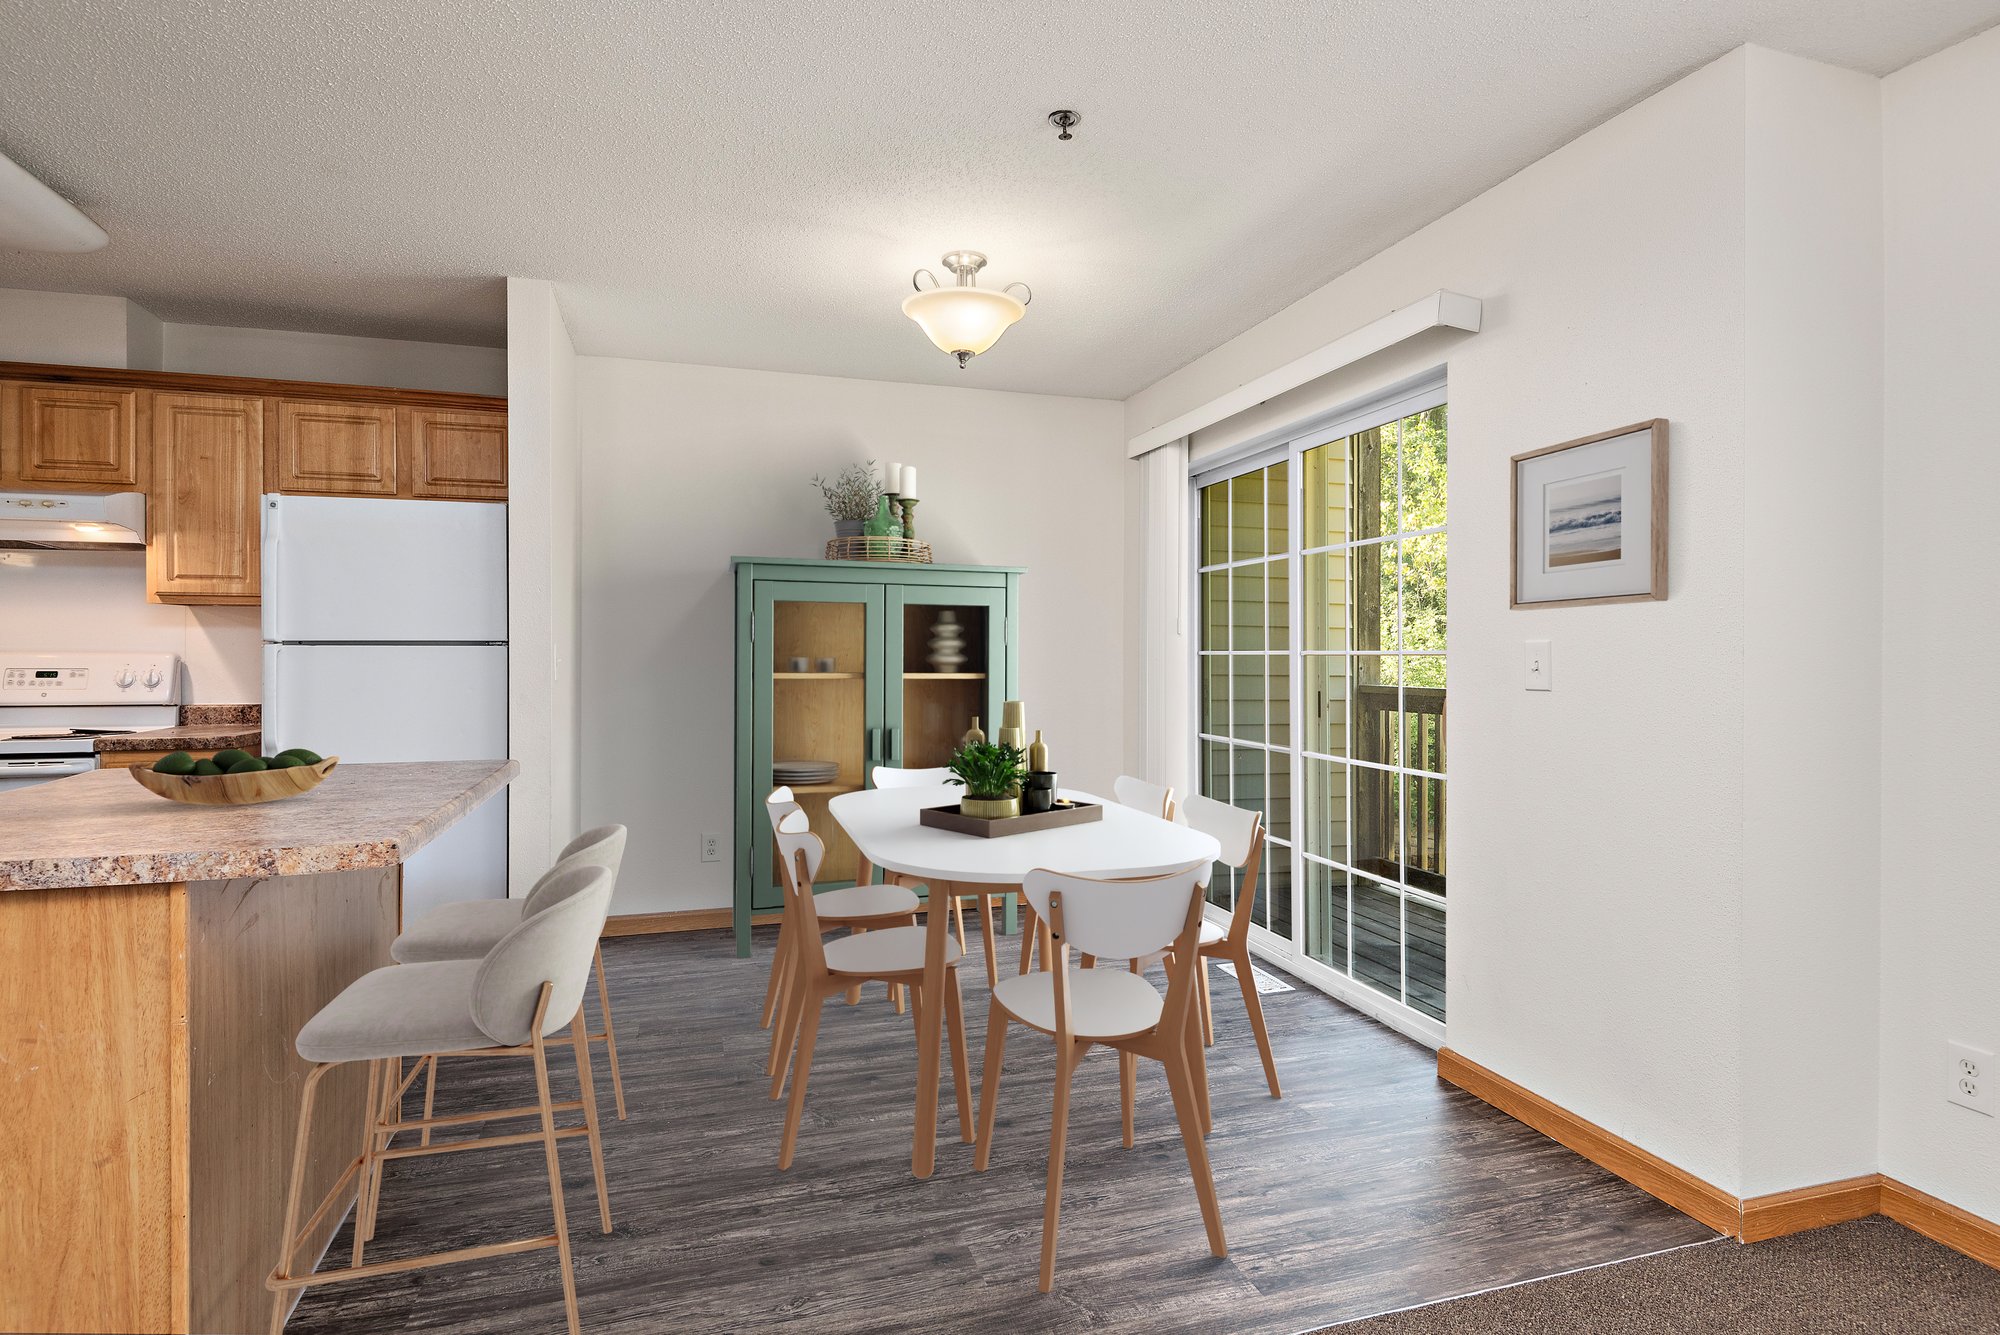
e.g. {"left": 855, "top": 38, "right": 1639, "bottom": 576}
{"left": 601, "top": 908, "right": 777, "bottom": 937}
{"left": 1882, "top": 1178, "right": 2000, "bottom": 1269}
{"left": 1439, "top": 1048, "right": 1999, "bottom": 1270}
{"left": 1436, "top": 1048, "right": 1740, "bottom": 1234}
{"left": 1741, "top": 1174, "right": 1883, "bottom": 1242}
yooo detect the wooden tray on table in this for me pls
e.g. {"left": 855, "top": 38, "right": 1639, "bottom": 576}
{"left": 919, "top": 800, "right": 1103, "bottom": 839}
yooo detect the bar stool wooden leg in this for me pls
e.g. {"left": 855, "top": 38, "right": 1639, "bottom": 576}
{"left": 530, "top": 1026, "right": 583, "bottom": 1335}
{"left": 420, "top": 1056, "right": 439, "bottom": 1147}
{"left": 569, "top": 1007, "right": 614, "bottom": 1234}
{"left": 351, "top": 1059, "right": 382, "bottom": 1267}
{"left": 269, "top": 1064, "right": 329, "bottom": 1335}
{"left": 592, "top": 945, "right": 628, "bottom": 1120}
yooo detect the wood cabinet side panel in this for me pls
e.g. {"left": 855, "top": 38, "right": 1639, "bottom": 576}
{"left": 0, "top": 883, "right": 186, "bottom": 1334}
{"left": 186, "top": 867, "right": 398, "bottom": 1335}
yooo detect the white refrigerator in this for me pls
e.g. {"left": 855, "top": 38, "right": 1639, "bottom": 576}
{"left": 261, "top": 494, "right": 509, "bottom": 921}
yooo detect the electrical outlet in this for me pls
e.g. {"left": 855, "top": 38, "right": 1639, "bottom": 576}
{"left": 700, "top": 831, "right": 722, "bottom": 864}
{"left": 1949, "top": 1041, "right": 1994, "bottom": 1117}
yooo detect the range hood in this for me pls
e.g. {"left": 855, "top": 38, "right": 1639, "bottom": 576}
{"left": 0, "top": 491, "right": 147, "bottom": 550}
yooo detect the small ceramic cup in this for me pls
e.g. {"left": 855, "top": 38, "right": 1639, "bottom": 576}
{"left": 789, "top": 656, "right": 809, "bottom": 673}
{"left": 815, "top": 657, "right": 836, "bottom": 673}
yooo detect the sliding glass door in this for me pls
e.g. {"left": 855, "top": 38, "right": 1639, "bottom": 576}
{"left": 1195, "top": 389, "right": 1447, "bottom": 1036}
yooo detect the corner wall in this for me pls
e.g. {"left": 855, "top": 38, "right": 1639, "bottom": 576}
{"left": 574, "top": 358, "right": 1126, "bottom": 916}
{"left": 505, "top": 278, "right": 583, "bottom": 891}
{"left": 1879, "top": 22, "right": 2000, "bottom": 1225}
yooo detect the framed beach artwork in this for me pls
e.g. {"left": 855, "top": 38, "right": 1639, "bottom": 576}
{"left": 1510, "top": 419, "right": 1667, "bottom": 608}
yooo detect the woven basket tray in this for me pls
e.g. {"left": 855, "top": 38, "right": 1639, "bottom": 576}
{"left": 825, "top": 535, "right": 933, "bottom": 563}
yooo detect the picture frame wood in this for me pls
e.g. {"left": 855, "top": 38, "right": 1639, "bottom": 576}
{"left": 1510, "top": 418, "right": 1668, "bottom": 609}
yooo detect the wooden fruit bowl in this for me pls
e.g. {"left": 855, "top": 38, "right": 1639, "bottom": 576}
{"left": 129, "top": 756, "right": 340, "bottom": 806}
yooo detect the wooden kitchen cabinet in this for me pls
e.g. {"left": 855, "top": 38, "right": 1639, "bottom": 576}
{"left": 404, "top": 406, "right": 507, "bottom": 500}
{"left": 147, "top": 392, "right": 263, "bottom": 605}
{"left": 0, "top": 379, "right": 145, "bottom": 489}
{"left": 270, "top": 398, "right": 399, "bottom": 496}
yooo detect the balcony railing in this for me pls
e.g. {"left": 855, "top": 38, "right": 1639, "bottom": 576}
{"left": 1354, "top": 683, "right": 1446, "bottom": 894}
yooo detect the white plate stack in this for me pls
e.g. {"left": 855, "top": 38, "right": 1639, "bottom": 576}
{"left": 773, "top": 758, "right": 840, "bottom": 788}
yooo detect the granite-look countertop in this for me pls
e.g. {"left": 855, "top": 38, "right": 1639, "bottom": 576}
{"left": 95, "top": 723, "right": 262, "bottom": 753}
{"left": 0, "top": 760, "right": 517, "bottom": 891}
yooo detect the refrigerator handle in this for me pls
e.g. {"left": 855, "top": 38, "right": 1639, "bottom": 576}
{"left": 260, "top": 495, "right": 281, "bottom": 644}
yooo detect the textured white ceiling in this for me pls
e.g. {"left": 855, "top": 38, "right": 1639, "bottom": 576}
{"left": 1, "top": 1, "right": 1993, "bottom": 399}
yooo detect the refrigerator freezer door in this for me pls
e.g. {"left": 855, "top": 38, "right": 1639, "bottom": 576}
{"left": 262, "top": 494, "right": 507, "bottom": 643}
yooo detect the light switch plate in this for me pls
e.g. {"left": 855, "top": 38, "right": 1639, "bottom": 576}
{"left": 1525, "top": 639, "right": 1552, "bottom": 691}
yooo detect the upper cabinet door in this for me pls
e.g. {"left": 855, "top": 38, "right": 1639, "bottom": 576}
{"left": 404, "top": 407, "right": 507, "bottom": 500}
{"left": 147, "top": 393, "right": 263, "bottom": 604}
{"left": 271, "top": 398, "right": 398, "bottom": 495}
{"left": 1, "top": 380, "right": 143, "bottom": 489}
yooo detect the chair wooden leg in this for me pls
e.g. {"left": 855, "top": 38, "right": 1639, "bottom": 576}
{"left": 892, "top": 981, "right": 907, "bottom": 1014}
{"left": 974, "top": 999, "right": 1009, "bottom": 1171}
{"left": 1198, "top": 957, "right": 1216, "bottom": 1048}
{"left": 1039, "top": 1040, "right": 1082, "bottom": 1293}
{"left": 778, "top": 992, "right": 824, "bottom": 1171}
{"left": 943, "top": 967, "right": 974, "bottom": 1143}
{"left": 1079, "top": 953, "right": 1096, "bottom": 969}
{"left": 351, "top": 1059, "right": 381, "bottom": 1266}
{"left": 1230, "top": 946, "right": 1282, "bottom": 1098}
{"left": 269, "top": 1064, "right": 329, "bottom": 1335}
{"left": 951, "top": 894, "right": 968, "bottom": 953}
{"left": 1017, "top": 903, "right": 1039, "bottom": 976}
{"left": 420, "top": 1055, "right": 438, "bottom": 1148}
{"left": 592, "top": 945, "right": 628, "bottom": 1120}
{"left": 1184, "top": 994, "right": 1212, "bottom": 1136}
{"left": 1120, "top": 1052, "right": 1137, "bottom": 1149}
{"left": 760, "top": 912, "right": 792, "bottom": 1030}
{"left": 976, "top": 894, "right": 1000, "bottom": 991}
{"left": 569, "top": 1008, "right": 613, "bottom": 1234}
{"left": 769, "top": 960, "right": 807, "bottom": 1100}
{"left": 845, "top": 928, "right": 866, "bottom": 1005}
{"left": 531, "top": 1033, "right": 583, "bottom": 1335}
{"left": 1162, "top": 1045, "right": 1229, "bottom": 1259}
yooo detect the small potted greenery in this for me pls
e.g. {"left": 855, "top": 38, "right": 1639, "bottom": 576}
{"left": 945, "top": 741, "right": 1027, "bottom": 819}
{"left": 812, "top": 461, "right": 882, "bottom": 538}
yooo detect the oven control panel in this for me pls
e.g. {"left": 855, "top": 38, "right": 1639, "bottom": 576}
{"left": 0, "top": 652, "right": 180, "bottom": 704}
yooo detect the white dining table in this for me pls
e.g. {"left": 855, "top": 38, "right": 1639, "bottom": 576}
{"left": 829, "top": 784, "right": 1221, "bottom": 1178}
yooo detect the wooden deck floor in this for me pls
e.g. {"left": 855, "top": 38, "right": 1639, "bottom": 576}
{"left": 284, "top": 926, "right": 1714, "bottom": 1335}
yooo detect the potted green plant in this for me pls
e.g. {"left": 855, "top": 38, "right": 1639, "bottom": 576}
{"left": 812, "top": 462, "right": 882, "bottom": 538}
{"left": 945, "top": 741, "right": 1027, "bottom": 820}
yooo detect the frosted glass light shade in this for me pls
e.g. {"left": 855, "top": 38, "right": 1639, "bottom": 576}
{"left": 902, "top": 287, "right": 1025, "bottom": 359}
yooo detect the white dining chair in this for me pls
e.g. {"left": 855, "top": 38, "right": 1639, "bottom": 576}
{"left": 392, "top": 825, "right": 629, "bottom": 1124}
{"left": 768, "top": 813, "right": 974, "bottom": 1168}
{"left": 759, "top": 787, "right": 922, "bottom": 1076}
{"left": 1147, "top": 795, "right": 1281, "bottom": 1098}
{"left": 973, "top": 863, "right": 1225, "bottom": 1291}
{"left": 1112, "top": 774, "right": 1177, "bottom": 822}
{"left": 869, "top": 763, "right": 986, "bottom": 973}
{"left": 269, "top": 864, "right": 616, "bottom": 1335}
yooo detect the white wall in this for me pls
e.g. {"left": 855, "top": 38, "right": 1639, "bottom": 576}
{"left": 505, "top": 278, "right": 583, "bottom": 892}
{"left": 1737, "top": 46, "right": 1884, "bottom": 1197}
{"left": 161, "top": 323, "right": 505, "bottom": 395}
{"left": 1133, "top": 50, "right": 1761, "bottom": 1193}
{"left": 1879, "top": 23, "right": 2000, "bottom": 1224}
{"left": 0, "top": 287, "right": 157, "bottom": 367}
{"left": 577, "top": 358, "right": 1126, "bottom": 916}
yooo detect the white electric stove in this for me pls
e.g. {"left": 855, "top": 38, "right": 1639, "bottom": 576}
{"left": 0, "top": 650, "right": 181, "bottom": 793}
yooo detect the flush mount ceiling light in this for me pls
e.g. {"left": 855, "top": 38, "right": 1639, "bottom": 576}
{"left": 902, "top": 251, "right": 1031, "bottom": 368}
{"left": 0, "top": 148, "right": 107, "bottom": 252}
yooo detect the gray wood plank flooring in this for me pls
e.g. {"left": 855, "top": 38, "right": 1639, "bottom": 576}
{"left": 283, "top": 927, "right": 1715, "bottom": 1335}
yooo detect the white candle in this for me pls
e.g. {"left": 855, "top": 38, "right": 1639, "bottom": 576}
{"left": 900, "top": 465, "right": 919, "bottom": 499}
{"left": 883, "top": 461, "right": 903, "bottom": 495}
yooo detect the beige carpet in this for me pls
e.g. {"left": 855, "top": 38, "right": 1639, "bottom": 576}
{"left": 1317, "top": 1218, "right": 1999, "bottom": 1333}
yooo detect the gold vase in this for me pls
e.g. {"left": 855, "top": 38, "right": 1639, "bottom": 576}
{"left": 961, "top": 795, "right": 1020, "bottom": 820}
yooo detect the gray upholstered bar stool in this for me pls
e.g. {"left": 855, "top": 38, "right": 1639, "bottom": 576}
{"left": 268, "top": 864, "right": 616, "bottom": 1335}
{"left": 393, "top": 825, "right": 630, "bottom": 1120}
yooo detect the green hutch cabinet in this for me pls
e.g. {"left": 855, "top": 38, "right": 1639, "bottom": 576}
{"left": 731, "top": 557, "right": 1024, "bottom": 955}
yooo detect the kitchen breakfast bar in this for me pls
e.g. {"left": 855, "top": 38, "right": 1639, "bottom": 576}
{"left": 0, "top": 760, "right": 518, "bottom": 1335}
